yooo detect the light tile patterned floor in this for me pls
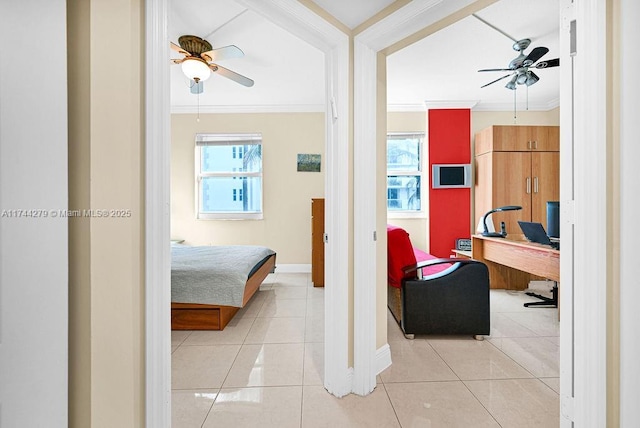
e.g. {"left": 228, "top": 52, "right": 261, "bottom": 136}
{"left": 172, "top": 273, "right": 560, "bottom": 427}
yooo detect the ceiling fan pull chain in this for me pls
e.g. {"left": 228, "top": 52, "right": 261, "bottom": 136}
{"left": 513, "top": 88, "right": 517, "bottom": 123}
{"left": 197, "top": 90, "right": 200, "bottom": 123}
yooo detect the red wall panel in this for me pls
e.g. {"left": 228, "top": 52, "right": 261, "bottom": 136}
{"left": 428, "top": 109, "right": 471, "bottom": 257}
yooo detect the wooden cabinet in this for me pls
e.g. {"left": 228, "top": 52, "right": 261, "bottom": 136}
{"left": 474, "top": 126, "right": 559, "bottom": 235}
{"left": 311, "top": 198, "right": 324, "bottom": 287}
{"left": 475, "top": 125, "right": 560, "bottom": 154}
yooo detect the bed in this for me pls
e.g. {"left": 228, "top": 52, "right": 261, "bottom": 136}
{"left": 171, "top": 244, "right": 277, "bottom": 330}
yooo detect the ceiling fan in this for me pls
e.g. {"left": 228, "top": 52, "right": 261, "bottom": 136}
{"left": 170, "top": 35, "right": 254, "bottom": 91}
{"left": 478, "top": 38, "right": 559, "bottom": 90}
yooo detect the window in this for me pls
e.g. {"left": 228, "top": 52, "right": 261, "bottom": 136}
{"left": 195, "top": 133, "right": 263, "bottom": 219}
{"left": 387, "top": 133, "right": 424, "bottom": 213}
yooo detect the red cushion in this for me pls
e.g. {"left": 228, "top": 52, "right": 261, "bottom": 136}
{"left": 387, "top": 225, "right": 417, "bottom": 288}
{"left": 387, "top": 225, "right": 449, "bottom": 288}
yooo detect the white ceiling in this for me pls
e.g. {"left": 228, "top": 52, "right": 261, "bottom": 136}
{"left": 170, "top": 0, "right": 560, "bottom": 113}
{"left": 169, "top": 0, "right": 326, "bottom": 112}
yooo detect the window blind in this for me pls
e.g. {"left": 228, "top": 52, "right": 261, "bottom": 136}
{"left": 195, "top": 133, "right": 262, "bottom": 146}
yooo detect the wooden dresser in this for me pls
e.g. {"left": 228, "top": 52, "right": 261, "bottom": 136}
{"left": 311, "top": 198, "right": 324, "bottom": 287}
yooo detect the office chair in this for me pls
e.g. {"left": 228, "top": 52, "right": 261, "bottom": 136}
{"left": 524, "top": 281, "right": 558, "bottom": 308}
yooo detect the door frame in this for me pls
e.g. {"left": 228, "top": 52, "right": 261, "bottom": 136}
{"left": 146, "top": 0, "right": 614, "bottom": 424}
{"left": 618, "top": 1, "right": 640, "bottom": 425}
{"left": 559, "top": 0, "right": 609, "bottom": 426}
{"left": 352, "top": 0, "right": 501, "bottom": 396}
{"left": 354, "top": 0, "right": 609, "bottom": 424}
{"left": 145, "top": 0, "right": 351, "bottom": 425}
{"left": 145, "top": 0, "right": 171, "bottom": 425}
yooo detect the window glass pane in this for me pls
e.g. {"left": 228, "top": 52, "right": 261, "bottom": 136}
{"left": 201, "top": 176, "right": 262, "bottom": 213}
{"left": 386, "top": 175, "right": 421, "bottom": 211}
{"left": 201, "top": 144, "right": 262, "bottom": 173}
{"left": 387, "top": 136, "right": 420, "bottom": 171}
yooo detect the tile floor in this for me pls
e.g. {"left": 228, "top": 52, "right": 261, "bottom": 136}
{"left": 172, "top": 273, "right": 560, "bottom": 427}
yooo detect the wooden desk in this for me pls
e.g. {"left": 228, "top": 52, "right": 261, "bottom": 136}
{"left": 453, "top": 249, "right": 472, "bottom": 259}
{"left": 472, "top": 234, "right": 559, "bottom": 289}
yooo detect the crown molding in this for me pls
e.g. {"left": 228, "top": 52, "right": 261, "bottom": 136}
{"left": 170, "top": 104, "right": 325, "bottom": 114}
{"left": 170, "top": 99, "right": 560, "bottom": 115}
{"left": 387, "top": 103, "right": 427, "bottom": 112}
{"left": 546, "top": 97, "right": 560, "bottom": 109}
{"left": 472, "top": 99, "right": 559, "bottom": 111}
{"left": 424, "top": 100, "right": 479, "bottom": 110}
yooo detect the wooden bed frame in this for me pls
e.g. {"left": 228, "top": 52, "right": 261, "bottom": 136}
{"left": 170, "top": 253, "right": 277, "bottom": 331}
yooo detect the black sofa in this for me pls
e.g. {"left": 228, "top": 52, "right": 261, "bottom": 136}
{"left": 387, "top": 225, "right": 490, "bottom": 339}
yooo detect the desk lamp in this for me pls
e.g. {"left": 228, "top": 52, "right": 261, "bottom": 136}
{"left": 481, "top": 205, "right": 522, "bottom": 237}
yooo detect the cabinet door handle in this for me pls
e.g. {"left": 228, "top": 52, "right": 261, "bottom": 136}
{"left": 533, "top": 140, "right": 538, "bottom": 149}
{"left": 527, "top": 141, "right": 532, "bottom": 149}
{"left": 534, "top": 177, "right": 539, "bottom": 193}
{"left": 526, "top": 177, "right": 531, "bottom": 194}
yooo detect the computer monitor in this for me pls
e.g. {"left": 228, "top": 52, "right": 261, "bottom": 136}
{"left": 547, "top": 201, "right": 560, "bottom": 238}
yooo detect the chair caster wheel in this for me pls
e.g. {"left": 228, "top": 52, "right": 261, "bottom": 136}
{"left": 403, "top": 333, "right": 415, "bottom": 340}
{"left": 474, "top": 335, "right": 485, "bottom": 341}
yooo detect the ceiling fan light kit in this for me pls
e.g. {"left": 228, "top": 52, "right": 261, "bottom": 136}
{"left": 525, "top": 72, "right": 539, "bottom": 86}
{"left": 181, "top": 58, "right": 211, "bottom": 82}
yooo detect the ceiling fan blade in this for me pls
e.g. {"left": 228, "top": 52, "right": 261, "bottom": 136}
{"left": 522, "top": 46, "right": 549, "bottom": 67}
{"left": 209, "top": 64, "right": 254, "bottom": 87}
{"left": 481, "top": 73, "right": 514, "bottom": 88}
{"left": 534, "top": 58, "right": 560, "bottom": 69}
{"left": 171, "top": 58, "right": 185, "bottom": 65}
{"left": 201, "top": 45, "right": 244, "bottom": 62}
{"left": 170, "top": 41, "right": 190, "bottom": 56}
{"left": 478, "top": 68, "right": 513, "bottom": 72}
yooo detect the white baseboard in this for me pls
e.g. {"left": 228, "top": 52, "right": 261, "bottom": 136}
{"left": 274, "top": 264, "right": 311, "bottom": 273}
{"left": 375, "top": 343, "right": 392, "bottom": 376}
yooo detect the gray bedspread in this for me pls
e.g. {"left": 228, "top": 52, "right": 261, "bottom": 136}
{"left": 171, "top": 245, "right": 276, "bottom": 307}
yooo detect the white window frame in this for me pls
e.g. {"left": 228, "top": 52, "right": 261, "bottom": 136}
{"left": 195, "top": 133, "right": 263, "bottom": 220}
{"left": 386, "top": 132, "right": 426, "bottom": 219}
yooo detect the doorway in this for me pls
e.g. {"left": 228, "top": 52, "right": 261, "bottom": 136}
{"left": 145, "top": 0, "right": 351, "bottom": 424}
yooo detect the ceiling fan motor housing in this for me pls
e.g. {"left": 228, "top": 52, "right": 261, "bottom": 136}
{"left": 178, "top": 35, "right": 213, "bottom": 55}
{"left": 513, "top": 38, "right": 531, "bottom": 52}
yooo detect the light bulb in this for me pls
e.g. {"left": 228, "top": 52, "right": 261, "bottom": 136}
{"left": 181, "top": 58, "right": 211, "bottom": 82}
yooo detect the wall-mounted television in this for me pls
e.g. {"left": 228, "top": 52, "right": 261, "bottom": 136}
{"left": 432, "top": 164, "right": 472, "bottom": 189}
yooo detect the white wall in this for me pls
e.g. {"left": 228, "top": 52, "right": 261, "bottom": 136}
{"left": 619, "top": 0, "right": 640, "bottom": 424}
{"left": 0, "top": 1, "right": 68, "bottom": 426}
{"left": 472, "top": 108, "right": 560, "bottom": 136}
{"left": 66, "top": 0, "right": 146, "bottom": 425}
{"left": 171, "top": 112, "right": 325, "bottom": 264}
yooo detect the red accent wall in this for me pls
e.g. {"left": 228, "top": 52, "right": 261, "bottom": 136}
{"left": 428, "top": 109, "right": 471, "bottom": 257}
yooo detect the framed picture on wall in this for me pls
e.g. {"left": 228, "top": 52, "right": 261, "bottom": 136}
{"left": 297, "top": 154, "right": 321, "bottom": 172}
